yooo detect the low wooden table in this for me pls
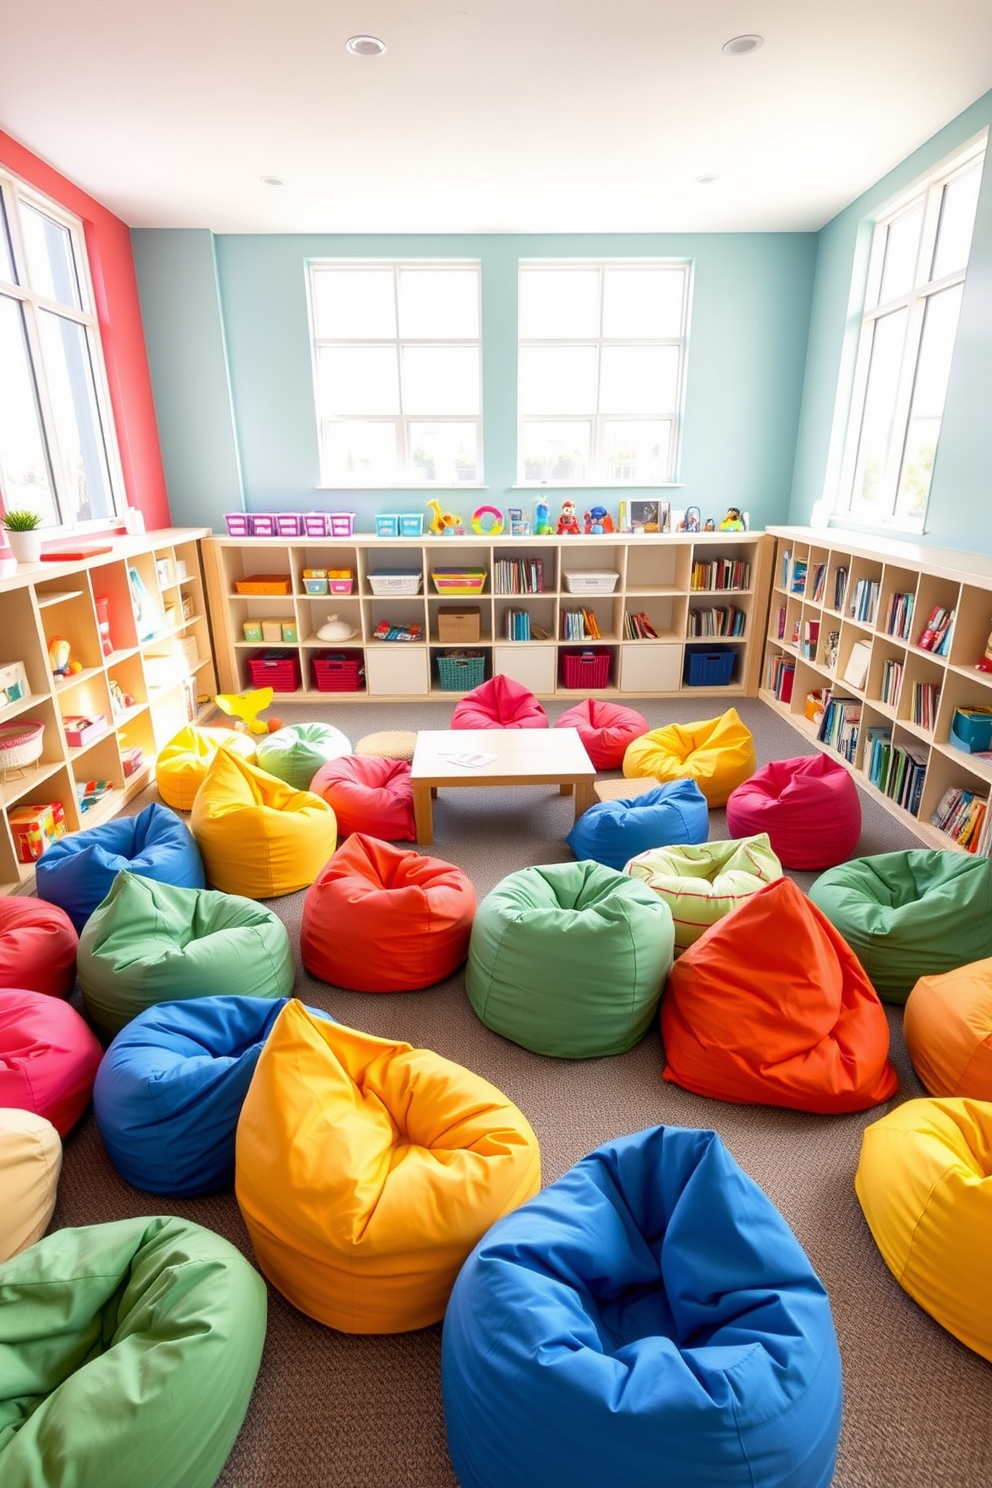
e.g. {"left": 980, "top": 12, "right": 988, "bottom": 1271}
{"left": 410, "top": 728, "right": 596, "bottom": 845}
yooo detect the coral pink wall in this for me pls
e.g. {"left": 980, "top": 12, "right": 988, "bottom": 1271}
{"left": 0, "top": 130, "right": 171, "bottom": 531}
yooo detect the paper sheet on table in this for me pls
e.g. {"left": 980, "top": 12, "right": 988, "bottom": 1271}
{"left": 438, "top": 751, "right": 498, "bottom": 768}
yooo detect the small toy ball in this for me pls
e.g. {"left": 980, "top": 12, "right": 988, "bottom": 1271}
{"left": 267, "top": 717, "right": 283, "bottom": 733}
{"left": 66, "top": 660, "right": 83, "bottom": 675}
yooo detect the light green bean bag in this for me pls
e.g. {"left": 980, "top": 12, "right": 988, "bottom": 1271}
{"left": 0, "top": 1215, "right": 266, "bottom": 1488}
{"left": 624, "top": 833, "right": 783, "bottom": 955}
{"left": 466, "top": 860, "right": 674, "bottom": 1058}
{"left": 256, "top": 721, "right": 352, "bottom": 791}
{"left": 78, "top": 870, "right": 295, "bottom": 1038}
{"left": 809, "top": 849, "right": 992, "bottom": 1004}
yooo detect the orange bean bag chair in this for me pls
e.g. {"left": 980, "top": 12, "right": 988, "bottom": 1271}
{"left": 554, "top": 698, "right": 649, "bottom": 771}
{"left": 623, "top": 708, "right": 756, "bottom": 807}
{"left": 235, "top": 1000, "right": 541, "bottom": 1332}
{"left": 154, "top": 725, "right": 257, "bottom": 812}
{"left": 904, "top": 958, "right": 992, "bottom": 1098}
{"left": 310, "top": 755, "right": 415, "bottom": 841}
{"left": 0, "top": 895, "right": 77, "bottom": 998}
{"left": 451, "top": 674, "right": 548, "bottom": 729}
{"left": 662, "top": 877, "right": 899, "bottom": 1113}
{"left": 301, "top": 834, "right": 476, "bottom": 991}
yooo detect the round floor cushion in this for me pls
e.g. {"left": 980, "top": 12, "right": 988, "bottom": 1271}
{"left": 77, "top": 870, "right": 295, "bottom": 1040}
{"left": 856, "top": 1097, "right": 992, "bottom": 1361}
{"left": 301, "top": 833, "right": 476, "bottom": 992}
{"left": 310, "top": 754, "right": 415, "bottom": 841}
{"left": 442, "top": 1124, "right": 843, "bottom": 1488}
{"left": 451, "top": 674, "right": 548, "bottom": 729}
{"left": 255, "top": 721, "right": 352, "bottom": 791}
{"left": 354, "top": 730, "right": 418, "bottom": 762}
{"left": 623, "top": 708, "right": 756, "bottom": 807}
{"left": 566, "top": 779, "right": 709, "bottom": 872}
{"left": 155, "top": 725, "right": 257, "bottom": 812}
{"left": 0, "top": 895, "right": 77, "bottom": 998}
{"left": 903, "top": 958, "right": 992, "bottom": 1097}
{"left": 36, "top": 800, "right": 205, "bottom": 933}
{"left": 662, "top": 877, "right": 899, "bottom": 1113}
{"left": 0, "top": 1215, "right": 267, "bottom": 1487}
{"left": 809, "top": 849, "right": 992, "bottom": 1004}
{"left": 0, "top": 988, "right": 103, "bottom": 1135}
{"left": 190, "top": 745, "right": 337, "bottom": 897}
{"left": 624, "top": 832, "right": 783, "bottom": 955}
{"left": 466, "top": 861, "right": 674, "bottom": 1058}
{"left": 726, "top": 754, "right": 862, "bottom": 870}
{"left": 94, "top": 995, "right": 317, "bottom": 1195}
{"left": 236, "top": 1001, "right": 540, "bottom": 1333}
{"left": 0, "top": 1109, "right": 61, "bottom": 1264}
{"left": 554, "top": 698, "right": 649, "bottom": 771}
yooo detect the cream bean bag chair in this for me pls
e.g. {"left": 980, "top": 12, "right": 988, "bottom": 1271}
{"left": 0, "top": 1108, "right": 61, "bottom": 1263}
{"left": 624, "top": 833, "right": 783, "bottom": 955}
{"left": 155, "top": 725, "right": 257, "bottom": 812}
{"left": 623, "top": 708, "right": 756, "bottom": 807}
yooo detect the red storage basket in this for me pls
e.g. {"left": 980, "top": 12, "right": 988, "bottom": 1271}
{"left": 248, "top": 650, "right": 301, "bottom": 692}
{"left": 312, "top": 650, "right": 365, "bottom": 692}
{"left": 559, "top": 648, "right": 612, "bottom": 689}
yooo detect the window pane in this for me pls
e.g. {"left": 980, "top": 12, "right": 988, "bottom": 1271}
{"left": 519, "top": 345, "right": 598, "bottom": 415}
{"left": 317, "top": 345, "right": 399, "bottom": 415}
{"left": 850, "top": 308, "right": 909, "bottom": 510}
{"left": 600, "top": 345, "right": 679, "bottom": 415}
{"left": 931, "top": 163, "right": 983, "bottom": 281}
{"left": 603, "top": 268, "right": 685, "bottom": 338}
{"left": 519, "top": 268, "right": 600, "bottom": 338}
{"left": 401, "top": 346, "right": 479, "bottom": 415}
{"left": 895, "top": 283, "right": 964, "bottom": 521}
{"left": 311, "top": 268, "right": 396, "bottom": 338}
{"left": 520, "top": 421, "right": 590, "bottom": 481}
{"left": 36, "top": 310, "right": 115, "bottom": 522}
{"left": 21, "top": 203, "right": 82, "bottom": 310}
{"left": 408, "top": 422, "right": 479, "bottom": 484}
{"left": 324, "top": 419, "right": 397, "bottom": 483}
{"left": 0, "top": 295, "right": 58, "bottom": 523}
{"left": 0, "top": 200, "right": 13, "bottom": 284}
{"left": 877, "top": 203, "right": 924, "bottom": 304}
{"left": 399, "top": 269, "right": 478, "bottom": 338}
{"left": 603, "top": 420, "right": 671, "bottom": 483}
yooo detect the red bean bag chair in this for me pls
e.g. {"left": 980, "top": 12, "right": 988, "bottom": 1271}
{"left": 904, "top": 958, "right": 992, "bottom": 1098}
{"left": 726, "top": 754, "right": 862, "bottom": 870}
{"left": 310, "top": 755, "right": 415, "bottom": 842}
{"left": 662, "top": 877, "right": 899, "bottom": 1114}
{"left": 0, "top": 988, "right": 103, "bottom": 1135}
{"left": 0, "top": 896, "right": 78, "bottom": 998}
{"left": 554, "top": 698, "right": 649, "bottom": 771}
{"left": 451, "top": 674, "right": 548, "bottom": 730}
{"left": 301, "top": 834, "right": 477, "bottom": 992}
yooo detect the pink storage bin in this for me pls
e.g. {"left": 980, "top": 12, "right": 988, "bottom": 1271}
{"left": 249, "top": 513, "right": 278, "bottom": 537}
{"left": 329, "top": 578, "right": 355, "bottom": 594}
{"left": 303, "top": 512, "right": 328, "bottom": 536}
{"left": 327, "top": 512, "right": 356, "bottom": 537}
{"left": 276, "top": 513, "right": 304, "bottom": 536}
{"left": 224, "top": 513, "right": 251, "bottom": 536}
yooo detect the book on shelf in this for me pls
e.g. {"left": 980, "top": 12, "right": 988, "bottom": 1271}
{"left": 811, "top": 563, "right": 826, "bottom": 604}
{"left": 849, "top": 577, "right": 880, "bottom": 624}
{"left": 841, "top": 637, "right": 872, "bottom": 691}
{"left": 911, "top": 681, "right": 940, "bottom": 732}
{"left": 822, "top": 630, "right": 840, "bottom": 670}
{"left": 802, "top": 618, "right": 820, "bottom": 659}
{"left": 776, "top": 605, "right": 787, "bottom": 640}
{"left": 790, "top": 559, "right": 808, "bottom": 595}
{"left": 864, "top": 725, "right": 893, "bottom": 790}
{"left": 817, "top": 692, "right": 862, "bottom": 762}
{"left": 885, "top": 591, "right": 915, "bottom": 640}
{"left": 624, "top": 610, "right": 658, "bottom": 639}
{"left": 880, "top": 656, "right": 903, "bottom": 707}
{"left": 768, "top": 654, "right": 795, "bottom": 703}
{"left": 931, "top": 785, "right": 989, "bottom": 851}
{"left": 916, "top": 604, "right": 955, "bottom": 653}
{"left": 832, "top": 566, "right": 848, "bottom": 611}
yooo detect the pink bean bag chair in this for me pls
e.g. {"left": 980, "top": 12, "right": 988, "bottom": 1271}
{"left": 555, "top": 698, "right": 649, "bottom": 771}
{"left": 0, "top": 988, "right": 103, "bottom": 1135}
{"left": 310, "top": 755, "right": 415, "bottom": 842}
{"left": 301, "top": 834, "right": 477, "bottom": 992}
{"left": 0, "top": 896, "right": 78, "bottom": 998}
{"left": 451, "top": 674, "right": 548, "bottom": 730}
{"left": 726, "top": 754, "right": 862, "bottom": 870}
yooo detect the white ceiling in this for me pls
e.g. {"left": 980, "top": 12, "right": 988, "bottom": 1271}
{"left": 2, "top": 1, "right": 992, "bottom": 235}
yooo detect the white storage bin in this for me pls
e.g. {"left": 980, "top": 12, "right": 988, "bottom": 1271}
{"left": 367, "top": 570, "right": 423, "bottom": 596}
{"left": 563, "top": 571, "right": 620, "bottom": 594}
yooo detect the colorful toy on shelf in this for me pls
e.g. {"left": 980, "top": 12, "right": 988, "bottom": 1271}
{"left": 214, "top": 687, "right": 275, "bottom": 735}
{"left": 48, "top": 636, "right": 81, "bottom": 680}
{"left": 426, "top": 500, "right": 465, "bottom": 536}
{"left": 534, "top": 498, "right": 553, "bottom": 536}
{"left": 373, "top": 620, "right": 422, "bottom": 642}
{"left": 557, "top": 499, "right": 581, "bottom": 536}
{"left": 471, "top": 505, "right": 504, "bottom": 536}
{"left": 583, "top": 506, "right": 615, "bottom": 535}
{"left": 718, "top": 507, "right": 746, "bottom": 531}
{"left": 678, "top": 507, "right": 701, "bottom": 533}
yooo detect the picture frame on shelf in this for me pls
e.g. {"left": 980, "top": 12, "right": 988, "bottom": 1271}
{"left": 630, "top": 499, "right": 669, "bottom": 534}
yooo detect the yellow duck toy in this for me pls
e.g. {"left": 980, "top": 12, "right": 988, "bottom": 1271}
{"left": 214, "top": 687, "right": 275, "bottom": 735}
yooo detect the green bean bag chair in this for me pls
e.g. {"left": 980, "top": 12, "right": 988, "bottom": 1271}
{"left": 77, "top": 870, "right": 295, "bottom": 1039}
{"left": 256, "top": 721, "right": 352, "bottom": 792}
{"left": 624, "top": 833, "right": 783, "bottom": 955}
{"left": 0, "top": 1215, "right": 266, "bottom": 1488}
{"left": 466, "top": 861, "right": 674, "bottom": 1058}
{"left": 809, "top": 849, "right": 992, "bottom": 1004}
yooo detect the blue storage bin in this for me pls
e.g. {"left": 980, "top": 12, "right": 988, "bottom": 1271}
{"left": 684, "top": 644, "right": 736, "bottom": 687}
{"left": 950, "top": 706, "right": 992, "bottom": 753}
{"left": 375, "top": 514, "right": 400, "bottom": 537}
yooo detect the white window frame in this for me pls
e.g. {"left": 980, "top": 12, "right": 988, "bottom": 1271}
{"left": 836, "top": 135, "right": 987, "bottom": 534}
{"left": 306, "top": 258, "right": 483, "bottom": 489}
{"left": 516, "top": 258, "right": 691, "bottom": 488}
{"left": 0, "top": 168, "right": 127, "bottom": 532}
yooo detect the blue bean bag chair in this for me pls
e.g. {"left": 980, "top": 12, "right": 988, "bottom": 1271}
{"left": 93, "top": 996, "right": 332, "bottom": 1196}
{"left": 442, "top": 1125, "right": 843, "bottom": 1488}
{"left": 36, "top": 801, "right": 205, "bottom": 933}
{"left": 566, "top": 778, "right": 708, "bottom": 871}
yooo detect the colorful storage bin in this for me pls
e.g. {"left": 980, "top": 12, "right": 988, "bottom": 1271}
{"left": 327, "top": 512, "right": 355, "bottom": 537}
{"left": 685, "top": 644, "right": 736, "bottom": 686}
{"left": 560, "top": 648, "right": 612, "bottom": 689}
{"left": 247, "top": 651, "right": 301, "bottom": 692}
{"left": 313, "top": 651, "right": 365, "bottom": 692}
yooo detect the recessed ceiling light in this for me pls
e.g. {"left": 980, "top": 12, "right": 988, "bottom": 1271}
{"left": 695, "top": 175, "right": 719, "bottom": 186}
{"left": 722, "top": 34, "right": 763, "bottom": 55}
{"left": 346, "top": 35, "right": 386, "bottom": 57}
{"left": 261, "top": 176, "right": 285, "bottom": 187}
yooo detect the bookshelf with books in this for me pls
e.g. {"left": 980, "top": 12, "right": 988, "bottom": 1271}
{"left": 762, "top": 526, "right": 992, "bottom": 852}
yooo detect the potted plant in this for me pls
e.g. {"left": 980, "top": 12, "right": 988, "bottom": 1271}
{"left": 2, "top": 509, "right": 43, "bottom": 564}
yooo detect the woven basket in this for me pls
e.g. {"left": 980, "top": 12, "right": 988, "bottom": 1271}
{"left": 437, "top": 653, "right": 486, "bottom": 691}
{"left": 0, "top": 719, "right": 45, "bottom": 771}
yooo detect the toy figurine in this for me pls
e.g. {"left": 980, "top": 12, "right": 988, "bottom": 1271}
{"left": 584, "top": 505, "right": 615, "bottom": 535}
{"left": 704, "top": 517, "right": 716, "bottom": 532}
{"left": 718, "top": 506, "right": 746, "bottom": 531}
{"left": 534, "top": 497, "right": 554, "bottom": 536}
{"left": 557, "top": 499, "right": 581, "bottom": 536}
{"left": 426, "top": 500, "right": 465, "bottom": 536}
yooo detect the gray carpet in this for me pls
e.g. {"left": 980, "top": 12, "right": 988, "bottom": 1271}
{"left": 50, "top": 696, "right": 992, "bottom": 1488}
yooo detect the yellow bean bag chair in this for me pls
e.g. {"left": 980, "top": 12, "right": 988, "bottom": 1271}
{"left": 0, "top": 1108, "right": 61, "bottom": 1263}
{"left": 623, "top": 708, "right": 756, "bottom": 807}
{"left": 904, "top": 958, "right": 992, "bottom": 1097}
{"left": 190, "top": 748, "right": 337, "bottom": 898}
{"left": 624, "top": 833, "right": 783, "bottom": 955}
{"left": 155, "top": 725, "right": 257, "bottom": 812}
{"left": 235, "top": 1000, "right": 541, "bottom": 1333}
{"left": 855, "top": 1097, "right": 992, "bottom": 1360}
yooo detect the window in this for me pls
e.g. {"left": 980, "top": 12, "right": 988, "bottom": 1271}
{"left": 307, "top": 261, "right": 482, "bottom": 487}
{"left": 840, "top": 138, "right": 986, "bottom": 530}
{"left": 517, "top": 260, "right": 690, "bottom": 486}
{"left": 0, "top": 170, "right": 125, "bottom": 531}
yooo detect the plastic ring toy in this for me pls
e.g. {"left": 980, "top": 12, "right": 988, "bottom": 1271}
{"left": 471, "top": 506, "right": 504, "bottom": 536}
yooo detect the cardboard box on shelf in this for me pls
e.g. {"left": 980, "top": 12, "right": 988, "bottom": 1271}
{"left": 9, "top": 801, "right": 67, "bottom": 863}
{"left": 437, "top": 607, "right": 482, "bottom": 643}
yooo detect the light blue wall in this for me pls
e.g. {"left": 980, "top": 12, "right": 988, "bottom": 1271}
{"left": 132, "top": 228, "right": 817, "bottom": 536}
{"left": 789, "top": 89, "right": 992, "bottom": 553}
